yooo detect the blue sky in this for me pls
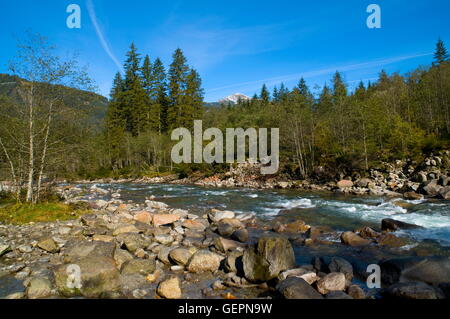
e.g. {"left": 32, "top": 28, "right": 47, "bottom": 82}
{"left": 1, "top": 0, "right": 449, "bottom": 102}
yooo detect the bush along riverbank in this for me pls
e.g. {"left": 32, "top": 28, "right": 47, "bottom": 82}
{"left": 0, "top": 184, "right": 449, "bottom": 299}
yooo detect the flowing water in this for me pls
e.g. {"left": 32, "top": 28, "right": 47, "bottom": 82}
{"left": 93, "top": 183, "right": 450, "bottom": 247}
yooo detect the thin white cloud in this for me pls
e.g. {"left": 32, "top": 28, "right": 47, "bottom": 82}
{"left": 206, "top": 52, "right": 433, "bottom": 94}
{"left": 86, "top": 0, "right": 123, "bottom": 73}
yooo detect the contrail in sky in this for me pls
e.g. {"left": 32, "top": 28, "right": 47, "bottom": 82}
{"left": 86, "top": 0, "right": 124, "bottom": 73}
{"left": 206, "top": 52, "right": 433, "bottom": 93}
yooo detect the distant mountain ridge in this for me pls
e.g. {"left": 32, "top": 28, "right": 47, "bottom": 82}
{"left": 0, "top": 73, "right": 109, "bottom": 125}
{"left": 218, "top": 93, "right": 250, "bottom": 104}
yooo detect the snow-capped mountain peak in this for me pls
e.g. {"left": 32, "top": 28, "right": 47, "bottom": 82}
{"left": 219, "top": 93, "right": 250, "bottom": 104}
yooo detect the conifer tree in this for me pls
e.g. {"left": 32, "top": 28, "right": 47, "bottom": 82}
{"left": 260, "top": 84, "right": 270, "bottom": 104}
{"left": 434, "top": 38, "right": 449, "bottom": 65}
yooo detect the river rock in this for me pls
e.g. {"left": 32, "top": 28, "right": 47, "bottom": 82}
{"left": 26, "top": 277, "right": 53, "bottom": 299}
{"left": 380, "top": 256, "right": 450, "bottom": 285}
{"left": 381, "top": 218, "right": 423, "bottom": 232}
{"left": 214, "top": 237, "right": 244, "bottom": 253}
{"left": 377, "top": 233, "right": 409, "bottom": 247}
{"left": 284, "top": 220, "right": 310, "bottom": 233}
{"left": 112, "top": 224, "right": 140, "bottom": 236}
{"left": 146, "top": 200, "right": 169, "bottom": 210}
{"left": 384, "top": 282, "right": 444, "bottom": 299}
{"left": 120, "top": 258, "right": 156, "bottom": 275}
{"left": 316, "top": 272, "right": 346, "bottom": 295}
{"left": 186, "top": 250, "right": 224, "bottom": 273}
{"left": 340, "top": 231, "right": 371, "bottom": 246}
{"left": 37, "top": 238, "right": 59, "bottom": 253}
{"left": 243, "top": 237, "right": 295, "bottom": 282}
{"left": 63, "top": 240, "right": 115, "bottom": 263}
{"left": 403, "top": 192, "right": 424, "bottom": 200}
{"left": 328, "top": 257, "right": 353, "bottom": 281}
{"left": 358, "top": 226, "right": 380, "bottom": 239}
{"left": 54, "top": 256, "right": 120, "bottom": 298}
{"left": 208, "top": 209, "right": 235, "bottom": 222}
{"left": 169, "top": 248, "right": 193, "bottom": 266}
{"left": 276, "top": 277, "right": 323, "bottom": 299}
{"left": 337, "top": 180, "right": 353, "bottom": 189}
{"left": 439, "top": 186, "right": 450, "bottom": 200}
{"left": 118, "top": 233, "right": 149, "bottom": 253}
{"left": 182, "top": 219, "right": 207, "bottom": 232}
{"left": 0, "top": 243, "right": 11, "bottom": 257}
{"left": 422, "top": 179, "right": 442, "bottom": 197}
{"left": 152, "top": 214, "right": 180, "bottom": 227}
{"left": 155, "top": 234, "right": 174, "bottom": 245}
{"left": 231, "top": 229, "right": 249, "bottom": 243}
{"left": 134, "top": 211, "right": 153, "bottom": 224}
{"left": 347, "top": 285, "right": 366, "bottom": 299}
{"left": 325, "top": 291, "right": 353, "bottom": 299}
{"left": 157, "top": 276, "right": 181, "bottom": 299}
{"left": 217, "top": 222, "right": 234, "bottom": 237}
{"left": 113, "top": 248, "right": 134, "bottom": 269}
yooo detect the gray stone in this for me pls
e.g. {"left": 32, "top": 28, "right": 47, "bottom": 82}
{"left": 381, "top": 218, "right": 424, "bottom": 232}
{"left": 26, "top": 277, "right": 53, "bottom": 299}
{"left": 187, "top": 250, "right": 224, "bottom": 273}
{"left": 328, "top": 257, "right": 353, "bottom": 281}
{"left": 120, "top": 258, "right": 156, "bottom": 276}
{"left": 316, "top": 272, "right": 346, "bottom": 295}
{"left": 169, "top": 248, "right": 193, "bottom": 266}
{"left": 157, "top": 276, "right": 182, "bottom": 299}
{"left": 243, "top": 236, "right": 295, "bottom": 282}
{"left": 276, "top": 277, "right": 323, "bottom": 299}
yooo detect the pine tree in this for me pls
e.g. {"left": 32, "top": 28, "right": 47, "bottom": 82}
{"left": 167, "top": 48, "right": 190, "bottom": 130}
{"left": 185, "top": 68, "right": 204, "bottom": 121}
{"left": 110, "top": 72, "right": 124, "bottom": 101}
{"left": 124, "top": 42, "right": 142, "bottom": 89}
{"left": 434, "top": 38, "right": 449, "bottom": 65}
{"left": 141, "top": 55, "right": 154, "bottom": 96}
{"left": 260, "top": 84, "right": 270, "bottom": 104}
{"left": 152, "top": 58, "right": 169, "bottom": 132}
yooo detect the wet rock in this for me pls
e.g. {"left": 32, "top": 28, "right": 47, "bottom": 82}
{"left": 146, "top": 200, "right": 169, "bottom": 210}
{"left": 284, "top": 220, "right": 310, "bottom": 233}
{"left": 187, "top": 250, "right": 224, "bottom": 273}
{"left": 121, "top": 259, "right": 156, "bottom": 276}
{"left": 224, "top": 251, "right": 244, "bottom": 274}
{"left": 403, "top": 192, "right": 424, "bottom": 200}
{"left": 26, "top": 277, "right": 53, "bottom": 299}
{"left": 439, "top": 186, "right": 450, "bottom": 200}
{"left": 54, "top": 256, "right": 120, "bottom": 298}
{"left": 157, "top": 276, "right": 181, "bottom": 299}
{"left": 18, "top": 244, "right": 33, "bottom": 253}
{"left": 384, "top": 282, "right": 444, "bottom": 299}
{"left": 272, "top": 221, "right": 286, "bottom": 233}
{"left": 37, "top": 238, "right": 59, "bottom": 253}
{"left": 276, "top": 277, "right": 323, "bottom": 299}
{"left": 325, "top": 291, "right": 353, "bottom": 299}
{"left": 358, "top": 226, "right": 380, "bottom": 239}
{"left": 231, "top": 229, "right": 248, "bottom": 243}
{"left": 377, "top": 233, "right": 409, "bottom": 248}
{"left": 340, "top": 231, "right": 371, "bottom": 246}
{"left": 279, "top": 268, "right": 319, "bottom": 285}
{"left": 328, "top": 257, "right": 353, "bottom": 281}
{"left": 316, "top": 272, "right": 346, "bottom": 295}
{"left": 381, "top": 218, "right": 423, "bottom": 232}
{"left": 169, "top": 248, "right": 193, "bottom": 266}
{"left": 157, "top": 246, "right": 174, "bottom": 265}
{"left": 243, "top": 236, "right": 295, "bottom": 282}
{"left": 347, "top": 285, "right": 366, "bottom": 299}
{"left": 380, "top": 256, "right": 450, "bottom": 285}
{"left": 152, "top": 214, "right": 180, "bottom": 227}
{"left": 119, "top": 233, "right": 149, "bottom": 253}
{"left": 217, "top": 222, "right": 234, "bottom": 237}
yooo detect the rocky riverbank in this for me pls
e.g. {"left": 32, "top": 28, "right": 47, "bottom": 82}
{"left": 60, "top": 151, "right": 450, "bottom": 201}
{"left": 1, "top": 184, "right": 449, "bottom": 299}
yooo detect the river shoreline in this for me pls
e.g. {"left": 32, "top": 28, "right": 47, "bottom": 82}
{"left": 1, "top": 181, "right": 449, "bottom": 299}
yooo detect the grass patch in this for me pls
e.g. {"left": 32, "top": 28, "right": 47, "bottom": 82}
{"left": 0, "top": 201, "right": 90, "bottom": 225}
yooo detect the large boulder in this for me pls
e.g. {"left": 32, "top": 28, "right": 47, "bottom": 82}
{"left": 403, "top": 192, "right": 424, "bottom": 200}
{"left": 208, "top": 209, "right": 235, "bottom": 222}
{"left": 276, "top": 277, "right": 323, "bottom": 299}
{"left": 328, "top": 257, "right": 353, "bottom": 281}
{"left": 422, "top": 179, "right": 442, "bottom": 197}
{"left": 316, "top": 272, "right": 346, "bottom": 295}
{"left": 186, "top": 250, "right": 224, "bottom": 273}
{"left": 439, "top": 186, "right": 450, "bottom": 200}
{"left": 243, "top": 237, "right": 295, "bottom": 282}
{"left": 169, "top": 248, "right": 194, "bottom": 266}
{"left": 381, "top": 218, "right": 423, "bottom": 232}
{"left": 54, "top": 256, "right": 120, "bottom": 298}
{"left": 37, "top": 238, "right": 59, "bottom": 253}
{"left": 380, "top": 256, "right": 450, "bottom": 285}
